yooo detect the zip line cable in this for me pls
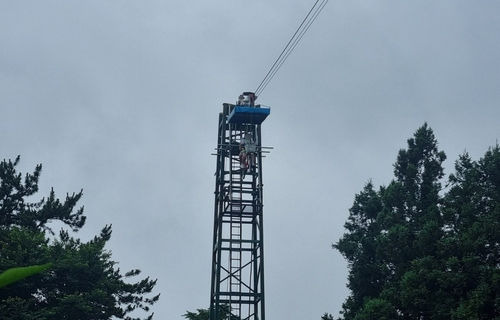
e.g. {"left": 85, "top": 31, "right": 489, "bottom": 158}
{"left": 254, "top": 0, "right": 322, "bottom": 96}
{"left": 254, "top": 0, "right": 329, "bottom": 98}
{"left": 256, "top": 0, "right": 328, "bottom": 97}
{"left": 255, "top": 0, "right": 329, "bottom": 97}
{"left": 258, "top": 0, "right": 329, "bottom": 96}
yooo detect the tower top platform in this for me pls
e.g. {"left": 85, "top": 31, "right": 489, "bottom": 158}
{"left": 227, "top": 105, "right": 271, "bottom": 125}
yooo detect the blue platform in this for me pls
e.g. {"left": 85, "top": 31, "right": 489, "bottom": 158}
{"left": 227, "top": 106, "right": 271, "bottom": 125}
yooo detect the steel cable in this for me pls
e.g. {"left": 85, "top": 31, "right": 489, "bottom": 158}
{"left": 254, "top": 0, "right": 328, "bottom": 98}
{"left": 255, "top": 0, "right": 328, "bottom": 97}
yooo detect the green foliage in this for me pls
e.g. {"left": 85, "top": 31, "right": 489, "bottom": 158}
{"left": 0, "top": 263, "right": 52, "bottom": 288}
{"left": 353, "top": 298, "right": 397, "bottom": 320}
{"left": 334, "top": 125, "right": 500, "bottom": 319}
{"left": 321, "top": 312, "right": 334, "bottom": 320}
{"left": 183, "top": 306, "right": 234, "bottom": 320}
{"left": 0, "top": 156, "right": 85, "bottom": 233}
{"left": 0, "top": 157, "right": 159, "bottom": 320}
{"left": 183, "top": 308, "right": 210, "bottom": 320}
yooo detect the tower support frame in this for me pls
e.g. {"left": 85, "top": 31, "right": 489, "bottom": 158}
{"left": 210, "top": 103, "right": 267, "bottom": 320}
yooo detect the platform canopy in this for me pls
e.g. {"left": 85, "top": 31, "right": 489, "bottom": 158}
{"left": 227, "top": 106, "right": 270, "bottom": 125}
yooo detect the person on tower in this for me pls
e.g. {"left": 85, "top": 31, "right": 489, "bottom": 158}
{"left": 243, "top": 133, "right": 257, "bottom": 172}
{"left": 236, "top": 94, "right": 245, "bottom": 105}
{"left": 236, "top": 92, "right": 256, "bottom": 106}
{"left": 239, "top": 144, "right": 249, "bottom": 174}
{"left": 243, "top": 92, "right": 256, "bottom": 106}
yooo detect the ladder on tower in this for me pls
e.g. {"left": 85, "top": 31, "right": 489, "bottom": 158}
{"left": 229, "top": 155, "right": 243, "bottom": 318}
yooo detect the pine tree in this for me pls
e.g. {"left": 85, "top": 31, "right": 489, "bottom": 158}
{"left": 334, "top": 125, "right": 499, "bottom": 319}
{"left": 0, "top": 156, "right": 159, "bottom": 320}
{"left": 183, "top": 306, "right": 233, "bottom": 320}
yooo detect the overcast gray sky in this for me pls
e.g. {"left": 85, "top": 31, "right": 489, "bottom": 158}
{"left": 1, "top": 1, "right": 499, "bottom": 319}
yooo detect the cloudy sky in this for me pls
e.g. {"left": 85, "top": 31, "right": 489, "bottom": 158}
{"left": 1, "top": 1, "right": 499, "bottom": 319}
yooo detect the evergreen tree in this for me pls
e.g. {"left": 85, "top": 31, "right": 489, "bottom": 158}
{"left": 0, "top": 156, "right": 159, "bottom": 320}
{"left": 442, "top": 146, "right": 500, "bottom": 319}
{"left": 183, "top": 306, "right": 233, "bottom": 320}
{"left": 321, "top": 312, "right": 334, "bottom": 320}
{"left": 334, "top": 125, "right": 499, "bottom": 319}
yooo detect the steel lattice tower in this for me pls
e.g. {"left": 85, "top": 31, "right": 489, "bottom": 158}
{"left": 210, "top": 99, "right": 270, "bottom": 320}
